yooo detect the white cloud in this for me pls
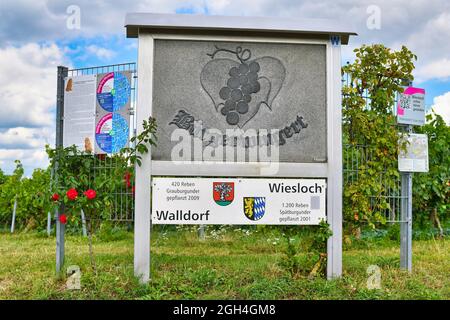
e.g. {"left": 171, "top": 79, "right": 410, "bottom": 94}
{"left": 0, "top": 127, "right": 53, "bottom": 149}
{"left": 86, "top": 45, "right": 115, "bottom": 60}
{"left": 415, "top": 58, "right": 450, "bottom": 84}
{"left": 0, "top": 42, "right": 68, "bottom": 128}
{"left": 430, "top": 91, "right": 450, "bottom": 125}
{"left": 0, "top": 149, "right": 25, "bottom": 161}
{"left": 0, "top": 148, "right": 49, "bottom": 176}
{"left": 0, "top": 42, "right": 68, "bottom": 175}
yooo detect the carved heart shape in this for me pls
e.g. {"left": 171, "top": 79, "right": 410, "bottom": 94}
{"left": 200, "top": 56, "right": 285, "bottom": 128}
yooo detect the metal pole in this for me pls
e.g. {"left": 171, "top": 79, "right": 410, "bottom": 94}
{"left": 10, "top": 198, "right": 17, "bottom": 233}
{"left": 47, "top": 212, "right": 51, "bottom": 236}
{"left": 80, "top": 209, "right": 87, "bottom": 237}
{"left": 134, "top": 34, "right": 153, "bottom": 283}
{"left": 55, "top": 208, "right": 65, "bottom": 273}
{"left": 55, "top": 65, "right": 68, "bottom": 274}
{"left": 400, "top": 125, "right": 413, "bottom": 272}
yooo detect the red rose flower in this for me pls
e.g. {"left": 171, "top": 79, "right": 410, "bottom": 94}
{"left": 124, "top": 172, "right": 131, "bottom": 188}
{"left": 51, "top": 193, "right": 59, "bottom": 202}
{"left": 84, "top": 189, "right": 96, "bottom": 200}
{"left": 66, "top": 188, "right": 78, "bottom": 201}
{"left": 59, "top": 214, "right": 67, "bottom": 224}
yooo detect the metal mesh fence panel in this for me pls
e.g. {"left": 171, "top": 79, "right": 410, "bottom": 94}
{"left": 66, "top": 63, "right": 137, "bottom": 222}
{"left": 342, "top": 72, "right": 406, "bottom": 224}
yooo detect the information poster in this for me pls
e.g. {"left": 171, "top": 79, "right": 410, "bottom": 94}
{"left": 152, "top": 177, "right": 326, "bottom": 225}
{"left": 95, "top": 71, "right": 131, "bottom": 154}
{"left": 398, "top": 133, "right": 429, "bottom": 172}
{"left": 397, "top": 87, "right": 426, "bottom": 126}
{"left": 62, "top": 75, "right": 97, "bottom": 151}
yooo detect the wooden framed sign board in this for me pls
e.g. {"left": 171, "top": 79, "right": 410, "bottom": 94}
{"left": 125, "top": 12, "right": 356, "bottom": 282}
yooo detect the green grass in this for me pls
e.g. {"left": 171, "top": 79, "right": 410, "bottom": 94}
{"left": 0, "top": 228, "right": 448, "bottom": 300}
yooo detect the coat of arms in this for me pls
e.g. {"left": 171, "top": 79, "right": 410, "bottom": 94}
{"left": 243, "top": 197, "right": 266, "bottom": 221}
{"left": 213, "top": 182, "right": 234, "bottom": 206}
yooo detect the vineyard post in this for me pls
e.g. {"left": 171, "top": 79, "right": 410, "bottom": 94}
{"left": 198, "top": 225, "right": 205, "bottom": 240}
{"left": 55, "top": 65, "right": 68, "bottom": 274}
{"left": 80, "top": 209, "right": 87, "bottom": 237}
{"left": 10, "top": 197, "right": 17, "bottom": 233}
{"left": 47, "top": 211, "right": 51, "bottom": 236}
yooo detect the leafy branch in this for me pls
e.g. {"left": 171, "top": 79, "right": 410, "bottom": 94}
{"left": 120, "top": 116, "right": 157, "bottom": 167}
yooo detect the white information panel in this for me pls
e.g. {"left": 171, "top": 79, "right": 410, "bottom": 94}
{"left": 398, "top": 133, "right": 429, "bottom": 172}
{"left": 63, "top": 74, "right": 97, "bottom": 150}
{"left": 152, "top": 177, "right": 326, "bottom": 225}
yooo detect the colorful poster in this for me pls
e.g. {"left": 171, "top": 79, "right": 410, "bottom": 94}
{"left": 96, "top": 71, "right": 131, "bottom": 112}
{"left": 94, "top": 71, "right": 131, "bottom": 154}
{"left": 95, "top": 113, "right": 130, "bottom": 154}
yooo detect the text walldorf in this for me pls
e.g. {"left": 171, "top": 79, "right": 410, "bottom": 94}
{"left": 155, "top": 210, "right": 210, "bottom": 221}
{"left": 268, "top": 182, "right": 323, "bottom": 194}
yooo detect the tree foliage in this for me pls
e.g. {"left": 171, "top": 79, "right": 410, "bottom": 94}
{"left": 0, "top": 161, "right": 51, "bottom": 230}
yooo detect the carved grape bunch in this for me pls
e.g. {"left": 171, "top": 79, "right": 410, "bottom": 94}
{"left": 208, "top": 46, "right": 262, "bottom": 125}
{"left": 201, "top": 44, "right": 286, "bottom": 128}
{"left": 219, "top": 61, "right": 262, "bottom": 125}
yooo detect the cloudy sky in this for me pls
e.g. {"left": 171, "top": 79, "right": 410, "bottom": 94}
{"left": 0, "top": 0, "right": 449, "bottom": 175}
